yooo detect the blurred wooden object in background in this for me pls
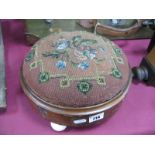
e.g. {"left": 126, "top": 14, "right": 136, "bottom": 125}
{"left": 132, "top": 31, "right": 155, "bottom": 86}
{"left": 0, "top": 22, "right": 6, "bottom": 110}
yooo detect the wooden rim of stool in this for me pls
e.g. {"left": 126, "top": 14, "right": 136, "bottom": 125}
{"left": 20, "top": 65, "right": 132, "bottom": 116}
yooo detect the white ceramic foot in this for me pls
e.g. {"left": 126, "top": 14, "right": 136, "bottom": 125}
{"left": 50, "top": 122, "right": 67, "bottom": 131}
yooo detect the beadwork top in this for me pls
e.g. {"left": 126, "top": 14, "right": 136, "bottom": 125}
{"left": 22, "top": 31, "right": 131, "bottom": 108}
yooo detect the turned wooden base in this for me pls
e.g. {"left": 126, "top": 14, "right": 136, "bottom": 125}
{"left": 20, "top": 69, "right": 132, "bottom": 130}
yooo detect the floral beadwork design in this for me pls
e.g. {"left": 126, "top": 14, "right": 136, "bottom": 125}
{"left": 56, "top": 60, "right": 67, "bottom": 69}
{"left": 42, "top": 35, "right": 97, "bottom": 71}
{"left": 77, "top": 80, "right": 92, "bottom": 94}
{"left": 42, "top": 50, "right": 67, "bottom": 59}
{"left": 26, "top": 34, "right": 126, "bottom": 95}
{"left": 80, "top": 47, "right": 97, "bottom": 60}
{"left": 78, "top": 61, "right": 89, "bottom": 70}
{"left": 55, "top": 39, "right": 70, "bottom": 50}
{"left": 72, "top": 35, "right": 97, "bottom": 47}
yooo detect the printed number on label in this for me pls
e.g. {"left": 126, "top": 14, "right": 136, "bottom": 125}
{"left": 89, "top": 112, "right": 104, "bottom": 123}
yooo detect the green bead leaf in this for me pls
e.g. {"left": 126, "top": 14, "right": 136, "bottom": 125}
{"left": 30, "top": 61, "right": 37, "bottom": 70}
{"left": 25, "top": 50, "right": 35, "bottom": 62}
{"left": 112, "top": 68, "right": 122, "bottom": 79}
{"left": 72, "top": 35, "right": 81, "bottom": 42}
{"left": 80, "top": 39, "right": 97, "bottom": 46}
{"left": 42, "top": 51, "right": 60, "bottom": 58}
{"left": 72, "top": 35, "right": 82, "bottom": 47}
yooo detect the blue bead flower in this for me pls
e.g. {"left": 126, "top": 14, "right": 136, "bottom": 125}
{"left": 56, "top": 60, "right": 67, "bottom": 69}
{"left": 89, "top": 49, "right": 96, "bottom": 60}
{"left": 78, "top": 61, "right": 89, "bottom": 70}
{"left": 56, "top": 39, "right": 70, "bottom": 50}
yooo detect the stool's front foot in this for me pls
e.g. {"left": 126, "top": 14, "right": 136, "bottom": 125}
{"left": 50, "top": 122, "right": 67, "bottom": 132}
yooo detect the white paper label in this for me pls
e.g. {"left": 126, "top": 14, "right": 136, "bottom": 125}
{"left": 89, "top": 112, "right": 104, "bottom": 123}
{"left": 73, "top": 119, "right": 87, "bottom": 124}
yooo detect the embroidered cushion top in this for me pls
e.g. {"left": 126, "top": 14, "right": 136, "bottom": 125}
{"left": 22, "top": 31, "right": 130, "bottom": 108}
